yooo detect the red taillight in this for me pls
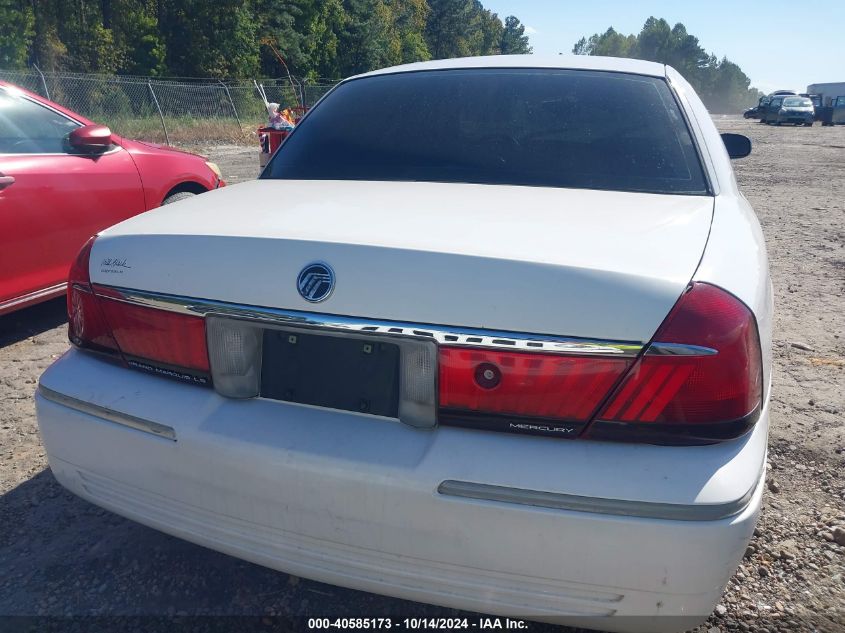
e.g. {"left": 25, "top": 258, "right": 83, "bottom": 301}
{"left": 589, "top": 283, "right": 762, "bottom": 443}
{"left": 438, "top": 347, "right": 632, "bottom": 437}
{"left": 98, "top": 299, "right": 209, "bottom": 372}
{"left": 67, "top": 237, "right": 120, "bottom": 354}
{"left": 66, "top": 239, "right": 762, "bottom": 444}
{"left": 66, "top": 238, "right": 210, "bottom": 383}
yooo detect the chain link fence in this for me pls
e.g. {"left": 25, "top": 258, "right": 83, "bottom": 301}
{"left": 0, "top": 68, "right": 339, "bottom": 145}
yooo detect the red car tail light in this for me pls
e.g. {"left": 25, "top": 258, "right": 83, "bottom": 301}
{"left": 66, "top": 238, "right": 210, "bottom": 384}
{"left": 67, "top": 237, "right": 120, "bottom": 355}
{"left": 438, "top": 347, "right": 632, "bottom": 437}
{"left": 67, "top": 237, "right": 762, "bottom": 444}
{"left": 97, "top": 299, "right": 209, "bottom": 373}
{"left": 588, "top": 282, "right": 763, "bottom": 444}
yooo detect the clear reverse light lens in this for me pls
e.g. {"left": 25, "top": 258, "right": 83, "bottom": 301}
{"left": 398, "top": 342, "right": 438, "bottom": 428}
{"left": 206, "top": 317, "right": 262, "bottom": 398}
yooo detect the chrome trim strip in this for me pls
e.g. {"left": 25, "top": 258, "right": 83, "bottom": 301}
{"left": 0, "top": 282, "right": 66, "bottom": 313}
{"left": 94, "top": 286, "right": 644, "bottom": 357}
{"left": 438, "top": 477, "right": 758, "bottom": 522}
{"left": 646, "top": 342, "right": 718, "bottom": 356}
{"left": 38, "top": 385, "right": 177, "bottom": 441}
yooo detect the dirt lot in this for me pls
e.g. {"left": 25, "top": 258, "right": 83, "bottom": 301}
{"left": 0, "top": 119, "right": 843, "bottom": 633}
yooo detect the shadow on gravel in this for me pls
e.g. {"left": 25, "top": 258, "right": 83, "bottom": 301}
{"left": 0, "top": 298, "right": 66, "bottom": 349}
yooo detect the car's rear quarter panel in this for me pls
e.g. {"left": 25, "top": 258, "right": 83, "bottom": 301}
{"left": 694, "top": 195, "right": 774, "bottom": 397}
{"left": 667, "top": 66, "right": 774, "bottom": 397}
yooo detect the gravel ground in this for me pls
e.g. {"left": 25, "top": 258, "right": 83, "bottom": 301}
{"left": 0, "top": 119, "right": 843, "bottom": 633}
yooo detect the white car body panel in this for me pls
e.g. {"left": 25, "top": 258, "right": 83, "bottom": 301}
{"left": 91, "top": 180, "right": 713, "bottom": 343}
{"left": 38, "top": 350, "right": 765, "bottom": 632}
{"left": 41, "top": 350, "right": 767, "bottom": 509}
{"left": 695, "top": 195, "right": 774, "bottom": 396}
{"left": 36, "top": 55, "right": 772, "bottom": 633}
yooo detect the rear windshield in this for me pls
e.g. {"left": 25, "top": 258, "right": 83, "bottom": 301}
{"left": 263, "top": 68, "right": 709, "bottom": 195}
{"left": 783, "top": 97, "right": 812, "bottom": 107}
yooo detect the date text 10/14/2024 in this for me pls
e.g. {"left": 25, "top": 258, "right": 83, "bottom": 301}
{"left": 307, "top": 618, "right": 530, "bottom": 630}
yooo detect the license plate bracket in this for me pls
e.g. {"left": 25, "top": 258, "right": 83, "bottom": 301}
{"left": 260, "top": 329, "right": 401, "bottom": 418}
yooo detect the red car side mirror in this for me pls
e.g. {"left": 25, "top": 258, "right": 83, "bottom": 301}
{"left": 69, "top": 124, "right": 115, "bottom": 152}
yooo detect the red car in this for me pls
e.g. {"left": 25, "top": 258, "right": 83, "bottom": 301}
{"left": 0, "top": 81, "right": 224, "bottom": 315}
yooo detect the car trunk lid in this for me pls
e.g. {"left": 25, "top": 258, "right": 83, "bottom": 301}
{"left": 90, "top": 179, "right": 713, "bottom": 343}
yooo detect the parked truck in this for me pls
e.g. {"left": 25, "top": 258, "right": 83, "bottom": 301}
{"left": 806, "top": 82, "right": 845, "bottom": 125}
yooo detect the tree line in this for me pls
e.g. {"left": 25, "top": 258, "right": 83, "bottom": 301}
{"left": 0, "top": 4, "right": 760, "bottom": 112}
{"left": 0, "top": 0, "right": 531, "bottom": 80}
{"left": 573, "top": 17, "right": 762, "bottom": 113}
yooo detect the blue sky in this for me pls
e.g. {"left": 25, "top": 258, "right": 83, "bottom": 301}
{"left": 483, "top": 0, "right": 844, "bottom": 94}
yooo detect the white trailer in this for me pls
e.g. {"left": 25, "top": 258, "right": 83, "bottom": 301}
{"left": 806, "top": 82, "right": 845, "bottom": 105}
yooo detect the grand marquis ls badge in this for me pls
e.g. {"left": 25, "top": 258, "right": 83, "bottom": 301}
{"left": 297, "top": 262, "right": 335, "bottom": 302}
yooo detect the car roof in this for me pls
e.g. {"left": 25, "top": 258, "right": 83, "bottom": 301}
{"left": 352, "top": 55, "right": 668, "bottom": 81}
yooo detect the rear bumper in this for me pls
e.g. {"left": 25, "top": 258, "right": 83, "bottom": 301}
{"left": 777, "top": 113, "right": 813, "bottom": 123}
{"left": 36, "top": 350, "right": 768, "bottom": 633}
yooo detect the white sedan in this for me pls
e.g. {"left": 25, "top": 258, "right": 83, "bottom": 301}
{"left": 37, "top": 55, "right": 771, "bottom": 633}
